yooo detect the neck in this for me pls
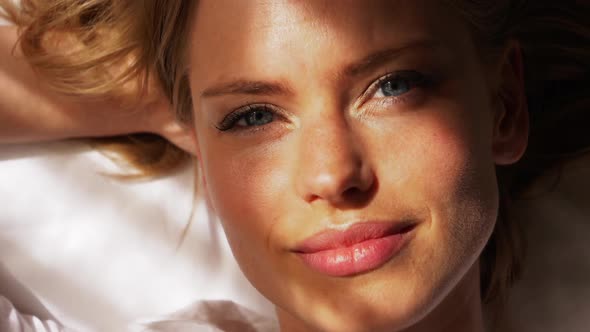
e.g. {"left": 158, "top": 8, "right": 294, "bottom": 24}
{"left": 277, "top": 263, "right": 486, "bottom": 332}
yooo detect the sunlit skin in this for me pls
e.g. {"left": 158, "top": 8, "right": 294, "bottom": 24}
{"left": 187, "top": 0, "right": 528, "bottom": 331}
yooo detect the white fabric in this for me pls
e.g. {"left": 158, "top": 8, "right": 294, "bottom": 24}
{"left": 134, "top": 300, "right": 279, "bottom": 332}
{"left": 0, "top": 295, "right": 65, "bottom": 332}
{"left": 0, "top": 294, "right": 278, "bottom": 332}
{"left": 0, "top": 142, "right": 276, "bottom": 332}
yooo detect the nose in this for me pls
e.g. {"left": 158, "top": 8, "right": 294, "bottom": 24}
{"left": 295, "top": 114, "right": 375, "bottom": 207}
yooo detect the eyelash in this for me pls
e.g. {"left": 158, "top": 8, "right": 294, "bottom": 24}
{"left": 366, "top": 70, "right": 432, "bottom": 100}
{"left": 216, "top": 70, "right": 432, "bottom": 132}
{"left": 216, "top": 104, "right": 282, "bottom": 132}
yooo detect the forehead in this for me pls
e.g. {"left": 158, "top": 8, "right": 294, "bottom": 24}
{"left": 188, "top": 0, "right": 468, "bottom": 88}
{"left": 192, "top": 0, "right": 438, "bottom": 34}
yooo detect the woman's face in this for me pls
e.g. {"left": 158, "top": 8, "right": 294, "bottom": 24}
{"left": 188, "top": 0, "right": 514, "bottom": 331}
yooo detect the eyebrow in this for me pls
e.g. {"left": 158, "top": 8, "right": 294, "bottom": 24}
{"left": 201, "top": 79, "right": 294, "bottom": 98}
{"left": 200, "top": 40, "right": 438, "bottom": 99}
{"left": 342, "top": 40, "right": 438, "bottom": 78}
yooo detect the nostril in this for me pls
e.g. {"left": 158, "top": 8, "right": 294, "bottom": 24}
{"left": 296, "top": 134, "right": 376, "bottom": 206}
{"left": 341, "top": 183, "right": 373, "bottom": 203}
{"left": 343, "top": 186, "right": 362, "bottom": 199}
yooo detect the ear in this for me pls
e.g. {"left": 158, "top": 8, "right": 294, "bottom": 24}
{"left": 167, "top": 124, "right": 215, "bottom": 209}
{"left": 162, "top": 121, "right": 199, "bottom": 156}
{"left": 491, "top": 41, "right": 530, "bottom": 166}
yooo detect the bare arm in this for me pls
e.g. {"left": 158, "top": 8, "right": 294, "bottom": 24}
{"left": 0, "top": 26, "right": 196, "bottom": 153}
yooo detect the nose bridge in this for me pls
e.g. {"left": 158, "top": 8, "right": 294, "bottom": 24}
{"left": 296, "top": 110, "right": 372, "bottom": 204}
{"left": 304, "top": 113, "right": 355, "bottom": 169}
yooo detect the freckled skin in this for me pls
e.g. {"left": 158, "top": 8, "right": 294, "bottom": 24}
{"left": 188, "top": 1, "right": 527, "bottom": 331}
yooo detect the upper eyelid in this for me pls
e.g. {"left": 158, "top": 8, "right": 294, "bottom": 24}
{"left": 225, "top": 103, "right": 275, "bottom": 119}
{"left": 217, "top": 103, "right": 286, "bottom": 130}
{"left": 353, "top": 70, "right": 432, "bottom": 110}
{"left": 234, "top": 103, "right": 283, "bottom": 119}
{"left": 373, "top": 71, "right": 421, "bottom": 89}
{"left": 359, "top": 71, "right": 414, "bottom": 100}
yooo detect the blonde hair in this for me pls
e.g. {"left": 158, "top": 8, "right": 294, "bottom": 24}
{"left": 3, "top": 0, "right": 589, "bottom": 322}
{"left": 1, "top": 0, "right": 195, "bottom": 176}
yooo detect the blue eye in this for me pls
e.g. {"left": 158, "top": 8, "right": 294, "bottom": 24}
{"left": 241, "top": 109, "right": 274, "bottom": 126}
{"left": 216, "top": 104, "right": 276, "bottom": 131}
{"left": 373, "top": 71, "right": 429, "bottom": 99}
{"left": 378, "top": 77, "right": 411, "bottom": 97}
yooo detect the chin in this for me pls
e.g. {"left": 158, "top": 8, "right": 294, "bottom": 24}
{"left": 281, "top": 272, "right": 444, "bottom": 332}
{"left": 296, "top": 301, "right": 428, "bottom": 332}
{"left": 276, "top": 239, "right": 485, "bottom": 332}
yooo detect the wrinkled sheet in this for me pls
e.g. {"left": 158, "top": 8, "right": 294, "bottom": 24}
{"left": 0, "top": 142, "right": 276, "bottom": 331}
{"left": 1, "top": 295, "right": 65, "bottom": 332}
{"left": 1, "top": 294, "right": 279, "bottom": 332}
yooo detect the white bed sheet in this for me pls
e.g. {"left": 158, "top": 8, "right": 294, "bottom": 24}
{"left": 0, "top": 142, "right": 275, "bottom": 332}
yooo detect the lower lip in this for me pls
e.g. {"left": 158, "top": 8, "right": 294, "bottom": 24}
{"left": 296, "top": 231, "right": 413, "bottom": 277}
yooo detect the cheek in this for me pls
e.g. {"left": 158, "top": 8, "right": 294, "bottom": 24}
{"left": 421, "top": 118, "right": 498, "bottom": 239}
{"left": 371, "top": 108, "right": 492, "bottom": 205}
{"left": 414, "top": 119, "right": 484, "bottom": 206}
{"left": 393, "top": 110, "right": 499, "bottom": 273}
{"left": 199, "top": 142, "right": 290, "bottom": 257}
{"left": 368, "top": 104, "right": 498, "bottom": 237}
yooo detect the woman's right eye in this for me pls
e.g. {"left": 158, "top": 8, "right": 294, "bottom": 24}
{"left": 216, "top": 104, "right": 277, "bottom": 132}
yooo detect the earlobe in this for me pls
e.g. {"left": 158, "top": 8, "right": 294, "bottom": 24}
{"left": 491, "top": 41, "right": 530, "bottom": 166}
{"left": 163, "top": 122, "right": 200, "bottom": 156}
{"left": 492, "top": 102, "right": 529, "bottom": 165}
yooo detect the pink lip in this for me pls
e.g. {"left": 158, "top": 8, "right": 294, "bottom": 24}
{"left": 293, "top": 221, "right": 415, "bottom": 277}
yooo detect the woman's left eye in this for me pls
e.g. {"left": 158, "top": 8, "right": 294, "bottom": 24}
{"left": 376, "top": 77, "right": 411, "bottom": 97}
{"left": 372, "top": 71, "right": 429, "bottom": 99}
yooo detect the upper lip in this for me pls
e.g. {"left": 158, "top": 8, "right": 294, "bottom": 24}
{"left": 292, "top": 221, "right": 416, "bottom": 254}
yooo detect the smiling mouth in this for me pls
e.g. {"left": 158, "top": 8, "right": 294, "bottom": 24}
{"left": 293, "top": 221, "right": 417, "bottom": 277}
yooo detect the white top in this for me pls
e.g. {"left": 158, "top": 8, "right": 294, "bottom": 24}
{"left": 0, "top": 295, "right": 279, "bottom": 332}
